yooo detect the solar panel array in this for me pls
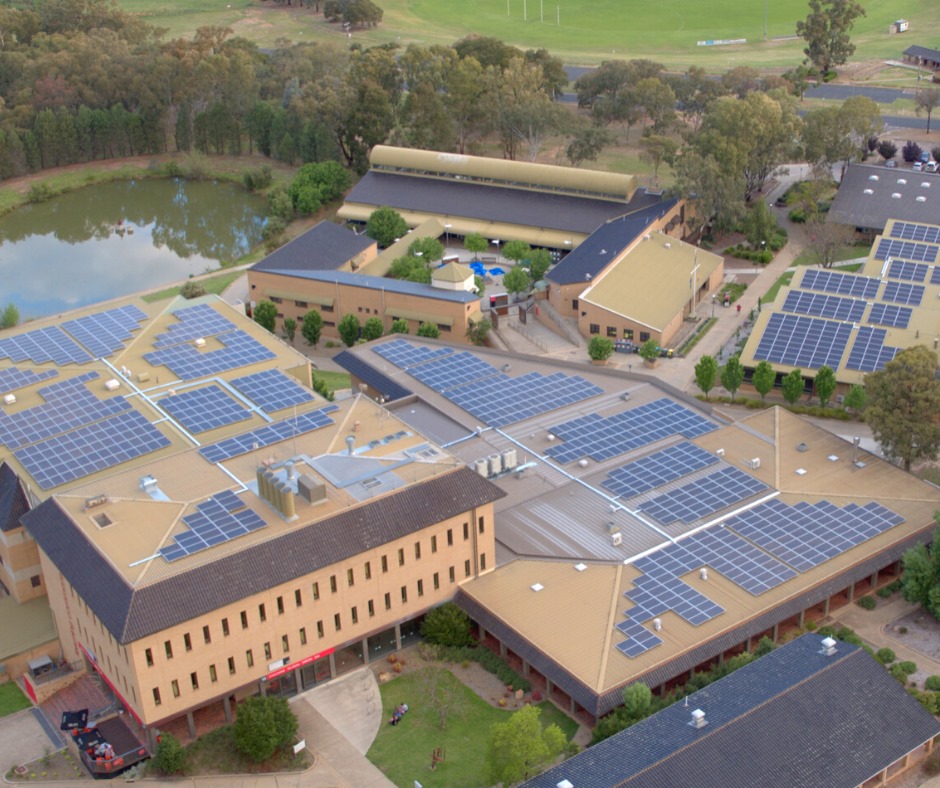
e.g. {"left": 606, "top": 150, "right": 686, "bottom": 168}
{"left": 144, "top": 330, "right": 275, "bottom": 380}
{"left": 933, "top": 268, "right": 940, "bottom": 287}
{"left": 152, "top": 303, "right": 237, "bottom": 348}
{"left": 546, "top": 399, "right": 716, "bottom": 465}
{"left": 874, "top": 238, "right": 939, "bottom": 264}
{"left": 889, "top": 221, "right": 940, "bottom": 244}
{"left": 881, "top": 281, "right": 925, "bottom": 306}
{"left": 61, "top": 305, "right": 148, "bottom": 359}
{"left": 159, "top": 385, "right": 252, "bottom": 434}
{"left": 230, "top": 369, "right": 314, "bottom": 413}
{"left": 867, "top": 302, "right": 912, "bottom": 329}
{"left": 800, "top": 269, "right": 881, "bottom": 299}
{"left": 0, "top": 367, "right": 58, "bottom": 395}
{"left": 15, "top": 410, "right": 170, "bottom": 490}
{"left": 158, "top": 490, "right": 267, "bottom": 562}
{"left": 727, "top": 499, "right": 904, "bottom": 572}
{"left": 0, "top": 326, "right": 91, "bottom": 366}
{"left": 372, "top": 339, "right": 455, "bottom": 368}
{"left": 781, "top": 291, "right": 865, "bottom": 322}
{"left": 640, "top": 466, "right": 769, "bottom": 525}
{"left": 846, "top": 326, "right": 898, "bottom": 372}
{"left": 886, "top": 260, "right": 929, "bottom": 283}
{"left": 0, "top": 372, "right": 131, "bottom": 449}
{"left": 199, "top": 404, "right": 339, "bottom": 463}
{"left": 754, "top": 313, "right": 852, "bottom": 370}
{"left": 409, "top": 352, "right": 497, "bottom": 390}
{"left": 601, "top": 442, "right": 719, "bottom": 499}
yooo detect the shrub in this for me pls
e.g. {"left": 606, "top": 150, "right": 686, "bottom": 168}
{"left": 876, "top": 586, "right": 893, "bottom": 598}
{"left": 587, "top": 336, "right": 614, "bottom": 362}
{"left": 233, "top": 696, "right": 298, "bottom": 763}
{"left": 26, "top": 182, "right": 56, "bottom": 203}
{"left": 925, "top": 676, "right": 940, "bottom": 692}
{"left": 899, "top": 626, "right": 908, "bottom": 634}
{"left": 153, "top": 732, "right": 186, "bottom": 775}
{"left": 421, "top": 602, "right": 474, "bottom": 648}
{"left": 856, "top": 595, "right": 876, "bottom": 610}
{"left": 261, "top": 216, "right": 287, "bottom": 242}
{"left": 804, "top": 619, "right": 817, "bottom": 631}
{"left": 898, "top": 661, "right": 917, "bottom": 675}
{"left": 876, "top": 648, "right": 896, "bottom": 665}
{"left": 788, "top": 208, "right": 806, "bottom": 223}
{"left": 179, "top": 280, "right": 207, "bottom": 299}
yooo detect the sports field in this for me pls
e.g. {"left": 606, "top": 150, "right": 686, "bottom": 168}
{"left": 123, "top": 0, "right": 940, "bottom": 68}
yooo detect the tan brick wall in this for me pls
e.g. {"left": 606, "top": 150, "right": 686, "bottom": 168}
{"left": 0, "top": 528, "right": 44, "bottom": 602}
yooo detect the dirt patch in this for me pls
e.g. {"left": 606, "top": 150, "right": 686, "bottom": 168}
{"left": 887, "top": 610, "right": 940, "bottom": 668}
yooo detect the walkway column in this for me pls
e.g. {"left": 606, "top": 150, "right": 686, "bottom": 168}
{"left": 772, "top": 623, "right": 779, "bottom": 641}
{"left": 798, "top": 609, "right": 805, "bottom": 628}
{"left": 293, "top": 667, "right": 302, "bottom": 690}
{"left": 871, "top": 571, "right": 879, "bottom": 589}
{"left": 186, "top": 711, "right": 196, "bottom": 740}
{"left": 259, "top": 679, "right": 267, "bottom": 697}
{"left": 361, "top": 638, "right": 369, "bottom": 664}
{"left": 717, "top": 652, "right": 724, "bottom": 666}
{"left": 546, "top": 678, "right": 554, "bottom": 694}
{"left": 847, "top": 584, "right": 855, "bottom": 603}
{"left": 499, "top": 641, "right": 507, "bottom": 658}
{"left": 823, "top": 597, "right": 830, "bottom": 616}
{"left": 745, "top": 636, "right": 752, "bottom": 652}
{"left": 522, "top": 659, "right": 530, "bottom": 678}
{"left": 146, "top": 728, "right": 159, "bottom": 752}
{"left": 328, "top": 652, "right": 337, "bottom": 677}
{"left": 394, "top": 624, "right": 402, "bottom": 651}
{"left": 570, "top": 696, "right": 577, "bottom": 714}
{"left": 223, "top": 696, "right": 233, "bottom": 723}
{"left": 479, "top": 625, "right": 487, "bottom": 642}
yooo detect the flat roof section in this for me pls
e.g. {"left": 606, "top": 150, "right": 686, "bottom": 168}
{"left": 0, "top": 595, "right": 57, "bottom": 660}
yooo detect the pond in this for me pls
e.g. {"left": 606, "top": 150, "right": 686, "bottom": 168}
{"left": 0, "top": 178, "right": 267, "bottom": 318}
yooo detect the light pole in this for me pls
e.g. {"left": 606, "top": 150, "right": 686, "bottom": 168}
{"left": 764, "top": 0, "right": 768, "bottom": 40}
{"left": 444, "top": 223, "right": 452, "bottom": 249}
{"left": 492, "top": 239, "right": 500, "bottom": 262}
{"left": 712, "top": 294, "right": 717, "bottom": 318}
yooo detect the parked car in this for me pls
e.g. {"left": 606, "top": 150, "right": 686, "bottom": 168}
{"left": 885, "top": 160, "right": 897, "bottom": 167}
{"left": 926, "top": 161, "right": 938, "bottom": 173}
{"left": 913, "top": 161, "right": 923, "bottom": 171}
{"left": 920, "top": 150, "right": 931, "bottom": 163}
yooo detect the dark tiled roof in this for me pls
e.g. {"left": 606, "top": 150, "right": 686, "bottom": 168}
{"left": 525, "top": 634, "right": 940, "bottom": 788}
{"left": 251, "top": 221, "right": 374, "bottom": 273}
{"left": 22, "top": 467, "right": 504, "bottom": 644}
{"left": 546, "top": 200, "right": 679, "bottom": 285}
{"left": 345, "top": 171, "right": 648, "bottom": 235}
{"left": 828, "top": 164, "right": 940, "bottom": 231}
{"left": 262, "top": 269, "right": 480, "bottom": 304}
{"left": 334, "top": 350, "right": 413, "bottom": 401}
{"left": 0, "top": 461, "right": 30, "bottom": 532}
{"left": 904, "top": 45, "right": 940, "bottom": 61}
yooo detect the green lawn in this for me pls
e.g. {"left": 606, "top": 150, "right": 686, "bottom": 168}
{"left": 312, "top": 370, "right": 351, "bottom": 392}
{"left": 367, "top": 668, "right": 577, "bottom": 788}
{"left": 761, "top": 270, "right": 794, "bottom": 304}
{"left": 791, "top": 245, "right": 867, "bottom": 267}
{"left": 142, "top": 270, "right": 245, "bottom": 303}
{"left": 0, "top": 683, "right": 31, "bottom": 717}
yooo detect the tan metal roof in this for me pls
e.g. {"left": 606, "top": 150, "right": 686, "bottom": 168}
{"left": 432, "top": 262, "right": 473, "bottom": 283}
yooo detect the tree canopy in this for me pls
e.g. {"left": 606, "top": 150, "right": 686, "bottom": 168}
{"left": 796, "top": 0, "right": 866, "bottom": 74}
{"left": 338, "top": 313, "right": 361, "bottom": 347}
{"left": 720, "top": 356, "right": 744, "bottom": 401}
{"left": 233, "top": 697, "right": 298, "bottom": 763}
{"left": 694, "top": 355, "right": 718, "bottom": 398}
{"left": 485, "top": 705, "right": 565, "bottom": 786}
{"left": 301, "top": 309, "right": 323, "bottom": 348}
{"left": 752, "top": 360, "right": 775, "bottom": 402}
{"left": 253, "top": 300, "right": 277, "bottom": 333}
{"left": 901, "top": 520, "right": 940, "bottom": 619}
{"left": 365, "top": 207, "right": 408, "bottom": 248}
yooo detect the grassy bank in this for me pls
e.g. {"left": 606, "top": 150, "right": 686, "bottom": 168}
{"left": 0, "top": 683, "right": 31, "bottom": 717}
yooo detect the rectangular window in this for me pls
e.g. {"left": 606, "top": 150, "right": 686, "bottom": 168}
{"left": 209, "top": 665, "right": 217, "bottom": 683}
{"left": 246, "top": 649, "right": 254, "bottom": 668}
{"left": 401, "top": 586, "right": 408, "bottom": 603}
{"left": 478, "top": 516, "right": 485, "bottom": 534}
{"left": 640, "top": 331, "right": 651, "bottom": 342}
{"left": 334, "top": 613, "right": 342, "bottom": 632}
{"left": 259, "top": 603, "right": 266, "bottom": 622}
{"left": 368, "top": 600, "right": 375, "bottom": 617}
{"left": 171, "top": 680, "right": 180, "bottom": 698}
{"left": 183, "top": 633, "right": 192, "bottom": 652}
{"left": 295, "top": 589, "right": 303, "bottom": 608}
{"left": 282, "top": 635, "right": 289, "bottom": 653}
{"left": 589, "top": 323, "right": 600, "bottom": 335}
{"left": 330, "top": 575, "right": 337, "bottom": 593}
{"left": 165, "top": 640, "right": 173, "bottom": 660}
{"left": 433, "top": 572, "right": 440, "bottom": 590}
{"left": 417, "top": 579, "right": 424, "bottom": 597}
{"left": 364, "top": 561, "right": 372, "bottom": 580}
{"left": 449, "top": 566, "right": 456, "bottom": 583}
{"left": 398, "top": 548, "right": 405, "bottom": 566}
{"left": 264, "top": 642, "right": 272, "bottom": 660}
{"left": 145, "top": 648, "right": 153, "bottom": 667}
{"left": 463, "top": 522, "right": 469, "bottom": 541}
{"left": 240, "top": 610, "right": 248, "bottom": 629}
{"left": 347, "top": 568, "right": 355, "bottom": 587}
{"left": 431, "top": 535, "right": 438, "bottom": 553}
{"left": 414, "top": 541, "right": 421, "bottom": 560}
{"left": 351, "top": 606, "right": 358, "bottom": 625}
{"left": 152, "top": 688, "right": 161, "bottom": 706}
{"left": 464, "top": 559, "right": 471, "bottom": 578}
{"left": 312, "top": 582, "right": 320, "bottom": 601}
{"left": 270, "top": 296, "right": 283, "bottom": 304}
{"left": 447, "top": 529, "right": 453, "bottom": 546}
{"left": 381, "top": 555, "right": 388, "bottom": 573}
{"left": 384, "top": 592, "right": 392, "bottom": 611}
{"left": 276, "top": 596, "right": 284, "bottom": 615}
{"left": 30, "top": 575, "right": 40, "bottom": 588}
{"left": 294, "top": 300, "right": 308, "bottom": 308}
{"left": 222, "top": 618, "right": 230, "bottom": 637}
{"left": 572, "top": 299, "right": 579, "bottom": 310}
{"left": 228, "top": 657, "right": 236, "bottom": 675}
{"left": 300, "top": 627, "right": 307, "bottom": 646}
{"left": 317, "top": 620, "right": 324, "bottom": 638}
{"left": 481, "top": 553, "right": 487, "bottom": 570}
{"left": 191, "top": 672, "right": 199, "bottom": 690}
{"left": 607, "top": 326, "right": 617, "bottom": 338}
{"left": 203, "top": 625, "right": 211, "bottom": 645}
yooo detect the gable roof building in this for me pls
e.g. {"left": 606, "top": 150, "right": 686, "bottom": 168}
{"left": 250, "top": 220, "right": 376, "bottom": 275}
{"left": 828, "top": 165, "right": 940, "bottom": 232}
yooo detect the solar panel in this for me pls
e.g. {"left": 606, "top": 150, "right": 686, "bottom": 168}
{"left": 800, "top": 269, "right": 880, "bottom": 299}
{"left": 727, "top": 499, "right": 903, "bottom": 573}
{"left": 144, "top": 330, "right": 275, "bottom": 380}
{"left": 875, "top": 238, "right": 939, "bottom": 264}
{"left": 199, "top": 404, "right": 339, "bottom": 463}
{"left": 546, "top": 399, "right": 716, "bottom": 465}
{"left": 881, "top": 281, "right": 924, "bottom": 306}
{"left": 625, "top": 572, "right": 725, "bottom": 626}
{"left": 0, "top": 367, "right": 58, "bottom": 395}
{"left": 372, "top": 339, "right": 455, "bottom": 369}
{"left": 409, "top": 352, "right": 500, "bottom": 391}
{"left": 602, "top": 442, "right": 719, "bottom": 499}
{"left": 614, "top": 618, "right": 663, "bottom": 658}
{"left": 160, "top": 385, "right": 252, "bottom": 434}
{"left": 640, "top": 466, "right": 768, "bottom": 525}
{"left": 14, "top": 410, "right": 170, "bottom": 490}
{"left": 0, "top": 326, "right": 91, "bottom": 366}
{"left": 0, "top": 372, "right": 131, "bottom": 449}
{"left": 152, "top": 303, "right": 237, "bottom": 348}
{"left": 867, "top": 302, "right": 912, "bottom": 329}
{"left": 681, "top": 528, "right": 797, "bottom": 595}
{"left": 846, "top": 326, "right": 898, "bottom": 372}
{"left": 889, "top": 221, "right": 940, "bottom": 244}
{"left": 932, "top": 267, "right": 940, "bottom": 287}
{"left": 886, "top": 260, "right": 929, "bottom": 283}
{"left": 159, "top": 491, "right": 267, "bottom": 562}
{"left": 229, "top": 369, "right": 314, "bottom": 413}
{"left": 61, "top": 305, "right": 148, "bottom": 359}
{"left": 754, "top": 313, "right": 852, "bottom": 370}
{"left": 781, "top": 291, "right": 865, "bottom": 322}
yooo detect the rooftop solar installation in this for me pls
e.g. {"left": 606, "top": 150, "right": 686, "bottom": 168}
{"left": 229, "top": 369, "right": 315, "bottom": 413}
{"left": 152, "top": 303, "right": 237, "bottom": 348}
{"left": 886, "top": 260, "right": 929, "bottom": 283}
{"left": 546, "top": 399, "right": 716, "bottom": 465}
{"left": 682, "top": 527, "right": 798, "bottom": 595}
{"left": 159, "top": 385, "right": 252, "bottom": 434}
{"left": 727, "top": 499, "right": 903, "bottom": 573}
{"left": 601, "top": 442, "right": 719, "bottom": 499}
{"left": 881, "top": 281, "right": 924, "bottom": 306}
{"left": 889, "top": 221, "right": 940, "bottom": 244}
{"left": 0, "top": 372, "right": 131, "bottom": 450}
{"left": 14, "top": 410, "right": 171, "bottom": 490}
{"left": 781, "top": 291, "right": 865, "bottom": 322}
{"left": 0, "top": 367, "right": 58, "bottom": 395}
{"left": 846, "top": 326, "right": 899, "bottom": 372}
{"left": 372, "top": 339, "right": 455, "bottom": 369}
{"left": 198, "top": 404, "right": 339, "bottom": 463}
{"left": 61, "top": 305, "right": 148, "bottom": 359}
{"left": 754, "top": 313, "right": 852, "bottom": 370}
{"left": 0, "top": 326, "right": 91, "bottom": 366}
{"left": 932, "top": 267, "right": 940, "bottom": 286}
{"left": 409, "top": 352, "right": 499, "bottom": 391}
{"left": 867, "top": 302, "right": 912, "bottom": 329}
{"left": 800, "top": 269, "right": 881, "bottom": 299}
{"left": 874, "top": 238, "right": 939, "bottom": 264}
{"left": 614, "top": 619, "right": 663, "bottom": 658}
{"left": 158, "top": 491, "right": 267, "bottom": 562}
{"left": 144, "top": 330, "right": 275, "bottom": 380}
{"left": 639, "top": 466, "right": 769, "bottom": 525}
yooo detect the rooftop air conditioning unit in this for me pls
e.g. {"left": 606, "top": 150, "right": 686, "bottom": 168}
{"left": 891, "top": 193, "right": 902, "bottom": 199}
{"left": 84, "top": 495, "right": 108, "bottom": 509}
{"left": 547, "top": 433, "right": 556, "bottom": 441}
{"left": 690, "top": 709, "right": 707, "bottom": 729}
{"left": 194, "top": 337, "right": 206, "bottom": 347}
{"left": 611, "top": 532, "right": 622, "bottom": 546}
{"left": 578, "top": 459, "right": 589, "bottom": 468}
{"left": 2, "top": 394, "right": 15, "bottom": 406}
{"left": 749, "top": 457, "right": 761, "bottom": 469}
{"left": 715, "top": 448, "right": 725, "bottom": 457}
{"left": 489, "top": 453, "right": 503, "bottom": 475}
{"left": 501, "top": 449, "right": 518, "bottom": 470}
{"left": 105, "top": 379, "right": 120, "bottom": 391}
{"left": 474, "top": 459, "right": 489, "bottom": 478}
{"left": 621, "top": 391, "right": 631, "bottom": 401}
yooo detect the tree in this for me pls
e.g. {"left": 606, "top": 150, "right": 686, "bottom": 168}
{"left": 473, "top": 275, "right": 486, "bottom": 299}
{"left": 621, "top": 683, "right": 652, "bottom": 722}
{"left": 742, "top": 200, "right": 777, "bottom": 250}
{"left": 901, "top": 521, "right": 940, "bottom": 618}
{"left": 502, "top": 240, "right": 531, "bottom": 264}
{"left": 588, "top": 336, "right": 614, "bottom": 363}
{"left": 362, "top": 316, "right": 384, "bottom": 341}
{"left": 720, "top": 356, "right": 745, "bottom": 401}
{"left": 902, "top": 140, "right": 923, "bottom": 163}
{"left": 528, "top": 249, "right": 552, "bottom": 281}
{"left": 814, "top": 365, "right": 836, "bottom": 407}
{"left": 639, "top": 339, "right": 660, "bottom": 364}
{"left": 253, "top": 300, "right": 277, "bottom": 333}
{"left": 417, "top": 322, "right": 440, "bottom": 339}
{"left": 415, "top": 666, "right": 467, "bottom": 731}
{"left": 916, "top": 89, "right": 940, "bottom": 134}
{"left": 421, "top": 602, "right": 474, "bottom": 647}
{"left": 752, "top": 360, "right": 775, "bottom": 402}
{"left": 466, "top": 318, "right": 492, "bottom": 346}
{"left": 638, "top": 135, "right": 678, "bottom": 184}
{"left": 390, "top": 318, "right": 409, "bottom": 334}
{"left": 844, "top": 383, "right": 867, "bottom": 415}
{"left": 407, "top": 236, "right": 444, "bottom": 265}
{"left": 153, "top": 732, "right": 186, "bottom": 775}
{"left": 796, "top": 0, "right": 866, "bottom": 74}
{"left": 694, "top": 355, "right": 719, "bottom": 399}
{"left": 485, "top": 705, "right": 566, "bottom": 785}
{"left": 301, "top": 309, "right": 323, "bottom": 348}
{"left": 282, "top": 317, "right": 297, "bottom": 343}
{"left": 338, "top": 314, "right": 361, "bottom": 347}
{"left": 1, "top": 303, "right": 20, "bottom": 330}
{"left": 566, "top": 125, "right": 612, "bottom": 167}
{"left": 781, "top": 368, "right": 805, "bottom": 405}
{"left": 502, "top": 266, "right": 531, "bottom": 299}
{"left": 802, "top": 97, "right": 882, "bottom": 178}
{"left": 865, "top": 346, "right": 940, "bottom": 472}
{"left": 288, "top": 161, "right": 351, "bottom": 215}
{"left": 877, "top": 139, "right": 898, "bottom": 161}
{"left": 365, "top": 206, "right": 408, "bottom": 248}
{"left": 234, "top": 697, "right": 298, "bottom": 764}
{"left": 464, "top": 232, "right": 488, "bottom": 260}
{"left": 804, "top": 216, "right": 855, "bottom": 268}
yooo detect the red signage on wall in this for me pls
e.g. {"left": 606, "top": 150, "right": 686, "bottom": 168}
{"left": 265, "top": 647, "right": 335, "bottom": 681}
{"left": 22, "top": 674, "right": 37, "bottom": 704}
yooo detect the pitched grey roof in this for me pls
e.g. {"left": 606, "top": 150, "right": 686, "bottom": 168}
{"left": 251, "top": 221, "right": 374, "bottom": 273}
{"left": 0, "top": 462, "right": 30, "bottom": 533}
{"left": 334, "top": 350, "right": 413, "bottom": 401}
{"left": 828, "top": 164, "right": 940, "bottom": 231}
{"left": 22, "top": 467, "right": 504, "bottom": 644}
{"left": 260, "top": 269, "right": 481, "bottom": 304}
{"left": 904, "top": 45, "right": 940, "bottom": 61}
{"left": 524, "top": 634, "right": 940, "bottom": 788}
{"left": 345, "top": 171, "right": 651, "bottom": 235}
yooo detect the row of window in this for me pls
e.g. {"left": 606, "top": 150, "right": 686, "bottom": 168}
{"left": 587, "top": 324, "right": 649, "bottom": 342}
{"left": 266, "top": 295, "right": 333, "bottom": 313}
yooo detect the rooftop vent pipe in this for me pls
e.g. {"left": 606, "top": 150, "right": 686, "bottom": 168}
{"left": 346, "top": 436, "right": 355, "bottom": 455}
{"left": 690, "top": 709, "right": 707, "bottom": 729}
{"left": 820, "top": 636, "right": 837, "bottom": 656}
